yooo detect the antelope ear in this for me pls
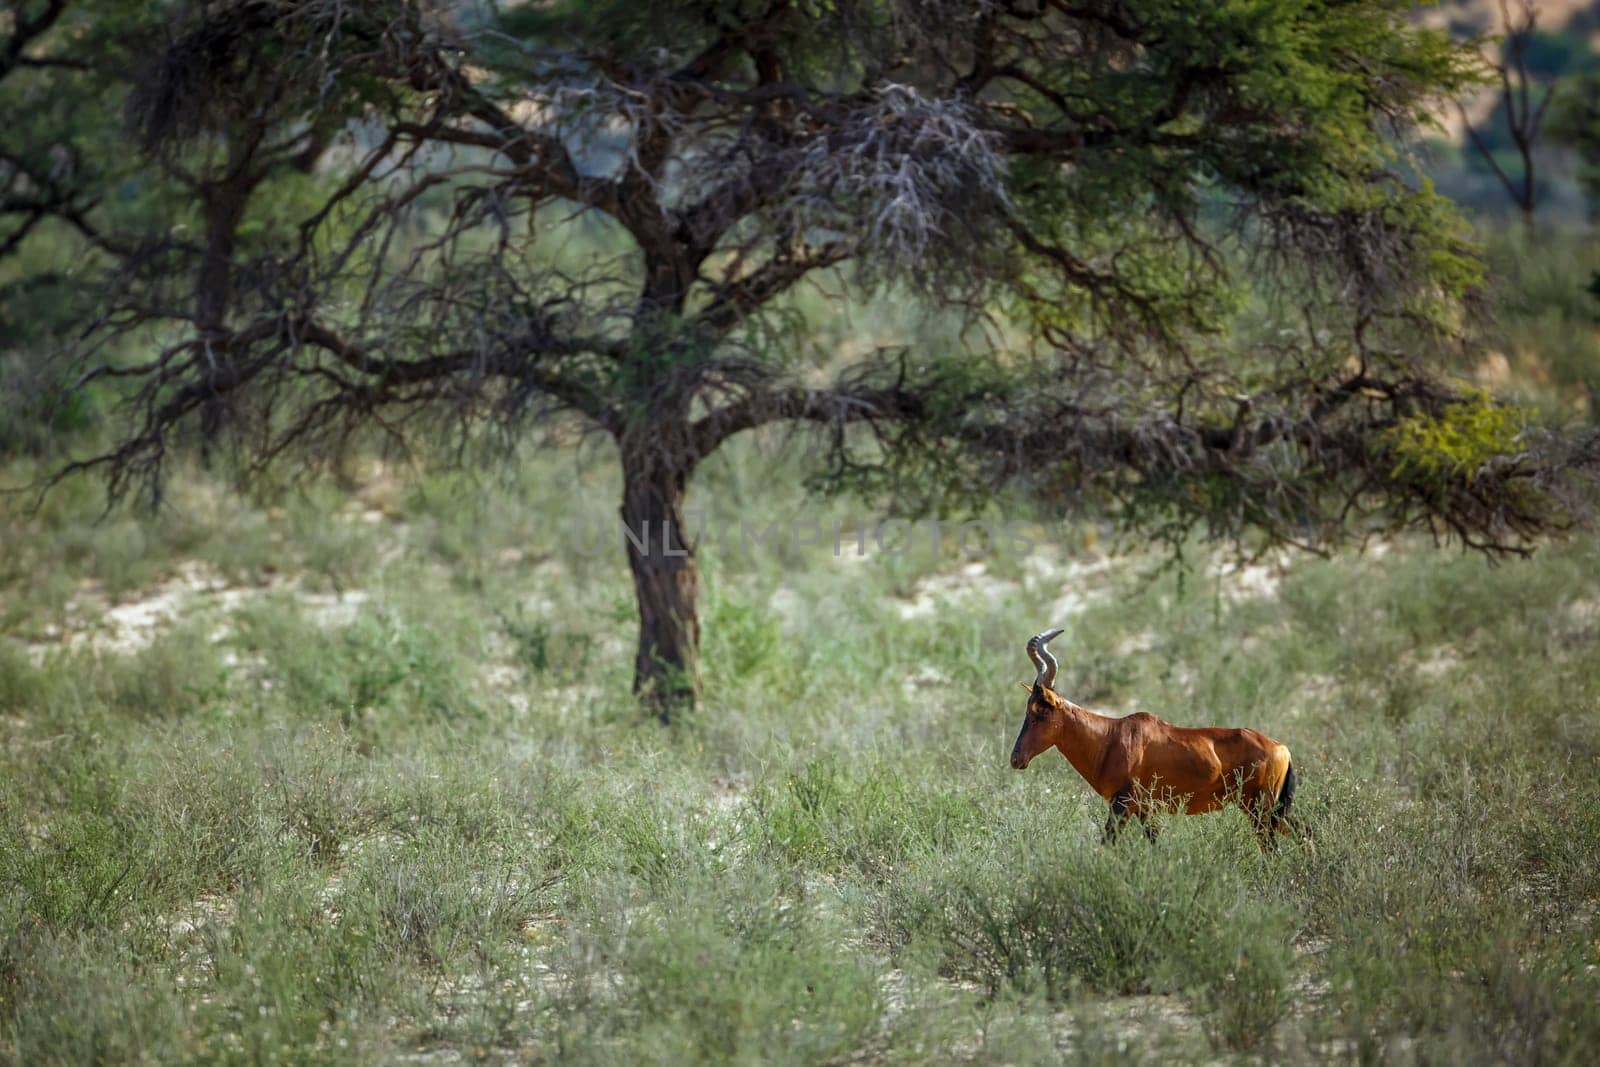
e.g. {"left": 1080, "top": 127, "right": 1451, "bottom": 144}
{"left": 1017, "top": 681, "right": 1032, "bottom": 693}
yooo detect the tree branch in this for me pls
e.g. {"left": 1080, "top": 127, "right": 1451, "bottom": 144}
{"left": 690, "top": 380, "right": 925, "bottom": 460}
{"left": 692, "top": 241, "right": 850, "bottom": 338}
{"left": 0, "top": 0, "right": 69, "bottom": 81}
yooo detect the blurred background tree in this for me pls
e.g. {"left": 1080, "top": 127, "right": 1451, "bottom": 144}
{"left": 1457, "top": 0, "right": 1566, "bottom": 226}
{"left": 1430, "top": 0, "right": 1600, "bottom": 220}
{"left": 1550, "top": 71, "right": 1600, "bottom": 219}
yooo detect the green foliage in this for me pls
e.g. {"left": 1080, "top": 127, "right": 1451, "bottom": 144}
{"left": 499, "top": 606, "right": 556, "bottom": 674}
{"left": 1471, "top": 226, "right": 1600, "bottom": 422}
{"left": 703, "top": 592, "right": 783, "bottom": 683}
{"left": 877, "top": 788, "right": 1300, "bottom": 1055}
{"left": 1381, "top": 387, "right": 1526, "bottom": 485}
{"left": 235, "top": 604, "right": 482, "bottom": 735}
{"left": 751, "top": 755, "right": 985, "bottom": 876}
{"left": 547, "top": 866, "right": 882, "bottom": 1064}
{"left": 1549, "top": 73, "right": 1600, "bottom": 215}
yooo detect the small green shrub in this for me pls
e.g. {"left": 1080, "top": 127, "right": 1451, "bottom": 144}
{"left": 751, "top": 755, "right": 985, "bottom": 877}
{"left": 547, "top": 867, "right": 881, "bottom": 1065}
{"left": 882, "top": 812, "right": 1297, "bottom": 1014}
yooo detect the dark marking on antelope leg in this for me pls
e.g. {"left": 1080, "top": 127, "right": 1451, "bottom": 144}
{"left": 1247, "top": 792, "right": 1280, "bottom": 852}
{"left": 1103, "top": 787, "right": 1135, "bottom": 844}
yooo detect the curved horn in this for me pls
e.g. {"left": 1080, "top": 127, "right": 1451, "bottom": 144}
{"left": 1026, "top": 628, "right": 1064, "bottom": 690}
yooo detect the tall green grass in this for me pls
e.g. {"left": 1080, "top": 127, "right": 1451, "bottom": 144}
{"left": 2, "top": 430, "right": 1599, "bottom": 1063}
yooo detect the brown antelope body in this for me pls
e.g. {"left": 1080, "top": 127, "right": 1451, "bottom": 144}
{"left": 1009, "top": 629, "right": 1299, "bottom": 844}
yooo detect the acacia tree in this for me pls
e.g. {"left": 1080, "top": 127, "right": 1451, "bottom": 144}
{"left": 2, "top": 1, "right": 89, "bottom": 260}
{"left": 1, "top": 0, "right": 418, "bottom": 446}
{"left": 2, "top": 0, "right": 149, "bottom": 449}
{"left": 21, "top": 0, "right": 1600, "bottom": 715}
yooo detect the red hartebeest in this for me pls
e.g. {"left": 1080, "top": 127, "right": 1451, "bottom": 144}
{"left": 1009, "top": 628, "right": 1300, "bottom": 845}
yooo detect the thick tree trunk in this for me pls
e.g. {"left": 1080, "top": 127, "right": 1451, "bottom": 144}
{"left": 195, "top": 185, "right": 247, "bottom": 457}
{"left": 619, "top": 446, "right": 700, "bottom": 720}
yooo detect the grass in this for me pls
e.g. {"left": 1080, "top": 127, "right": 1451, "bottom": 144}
{"left": 1468, "top": 226, "right": 1600, "bottom": 422}
{"left": 1, "top": 433, "right": 1598, "bottom": 1065}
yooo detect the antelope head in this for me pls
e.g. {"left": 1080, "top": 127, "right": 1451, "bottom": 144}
{"left": 1010, "top": 627, "right": 1066, "bottom": 770}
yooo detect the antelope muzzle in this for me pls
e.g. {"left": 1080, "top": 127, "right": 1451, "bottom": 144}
{"left": 1010, "top": 728, "right": 1033, "bottom": 770}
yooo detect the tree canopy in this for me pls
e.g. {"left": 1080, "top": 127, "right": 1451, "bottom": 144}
{"left": 4, "top": 0, "right": 1597, "bottom": 713}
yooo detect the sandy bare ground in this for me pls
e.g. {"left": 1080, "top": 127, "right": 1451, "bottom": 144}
{"left": 23, "top": 560, "right": 370, "bottom": 662}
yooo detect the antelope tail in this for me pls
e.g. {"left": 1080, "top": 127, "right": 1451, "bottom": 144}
{"left": 1273, "top": 761, "right": 1297, "bottom": 821}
